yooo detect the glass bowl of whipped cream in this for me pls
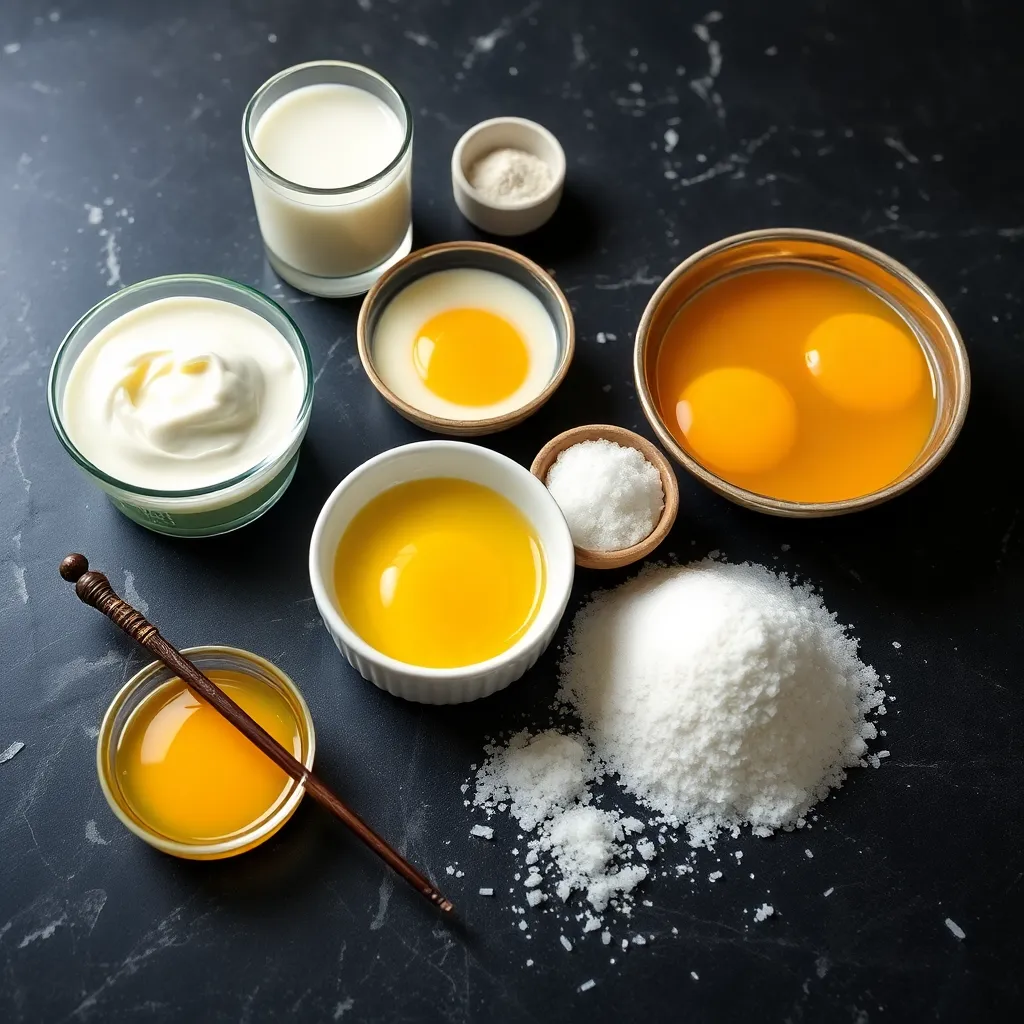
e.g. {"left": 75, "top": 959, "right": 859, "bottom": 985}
{"left": 48, "top": 274, "right": 314, "bottom": 537}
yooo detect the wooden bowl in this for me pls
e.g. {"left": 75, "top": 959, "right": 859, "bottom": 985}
{"left": 356, "top": 241, "right": 574, "bottom": 437}
{"left": 530, "top": 424, "right": 679, "bottom": 570}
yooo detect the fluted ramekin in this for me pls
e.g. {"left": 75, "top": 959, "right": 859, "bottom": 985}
{"left": 308, "top": 441, "right": 575, "bottom": 704}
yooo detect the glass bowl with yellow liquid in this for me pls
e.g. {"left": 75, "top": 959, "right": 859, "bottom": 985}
{"left": 97, "top": 646, "right": 315, "bottom": 860}
{"left": 634, "top": 229, "right": 970, "bottom": 517}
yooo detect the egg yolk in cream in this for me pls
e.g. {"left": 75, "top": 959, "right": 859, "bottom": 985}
{"left": 413, "top": 308, "right": 529, "bottom": 406}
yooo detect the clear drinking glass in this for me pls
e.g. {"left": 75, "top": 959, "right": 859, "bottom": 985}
{"left": 242, "top": 61, "right": 414, "bottom": 298}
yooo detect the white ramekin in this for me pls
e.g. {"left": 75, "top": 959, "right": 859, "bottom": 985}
{"left": 309, "top": 441, "right": 575, "bottom": 704}
{"left": 451, "top": 117, "right": 565, "bottom": 236}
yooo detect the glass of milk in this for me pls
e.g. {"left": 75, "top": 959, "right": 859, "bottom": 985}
{"left": 243, "top": 61, "right": 413, "bottom": 298}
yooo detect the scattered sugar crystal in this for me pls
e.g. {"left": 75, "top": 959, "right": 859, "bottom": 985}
{"left": 601, "top": 931, "right": 611, "bottom": 945}
{"left": 470, "top": 825, "right": 494, "bottom": 839}
{"left": 945, "top": 918, "right": 965, "bottom": 940}
{"left": 455, "top": 870, "right": 464, "bottom": 878}
{"left": 805, "top": 849, "right": 814, "bottom": 858}
{"left": 526, "top": 889, "right": 545, "bottom": 907}
{"left": 560, "top": 935, "right": 573, "bottom": 951}
{"left": 445, "top": 866, "right": 455, "bottom": 876}
{"left": 632, "top": 934, "right": 647, "bottom": 946}
{"left": 690, "top": 971, "right": 699, "bottom": 981}
{"left": 579, "top": 979, "right": 596, "bottom": 992}
{"left": 636, "top": 839, "right": 656, "bottom": 861}
{"left": 754, "top": 903, "right": 775, "bottom": 922}
{"left": 526, "top": 959, "right": 534, "bottom": 966}
{"left": 519, "top": 920, "right": 527, "bottom": 931}
{"left": 479, "top": 888, "right": 494, "bottom": 896}
{"left": 823, "top": 887, "right": 834, "bottom": 897}
{"left": 708, "top": 871, "right": 722, "bottom": 882}
{"left": 583, "top": 916, "right": 601, "bottom": 933}
{"left": 524, "top": 872, "right": 543, "bottom": 888}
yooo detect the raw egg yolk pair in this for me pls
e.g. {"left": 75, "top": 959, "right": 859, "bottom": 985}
{"left": 677, "top": 313, "right": 926, "bottom": 476}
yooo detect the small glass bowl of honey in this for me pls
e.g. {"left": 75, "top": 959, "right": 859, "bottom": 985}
{"left": 97, "top": 646, "right": 315, "bottom": 860}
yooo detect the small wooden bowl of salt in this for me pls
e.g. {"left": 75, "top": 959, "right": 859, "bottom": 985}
{"left": 531, "top": 425, "right": 679, "bottom": 570}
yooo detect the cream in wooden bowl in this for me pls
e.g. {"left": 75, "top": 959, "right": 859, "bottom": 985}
{"left": 531, "top": 425, "right": 679, "bottom": 570}
{"left": 357, "top": 241, "right": 574, "bottom": 436}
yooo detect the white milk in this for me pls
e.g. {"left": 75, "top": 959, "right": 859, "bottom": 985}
{"left": 247, "top": 82, "right": 411, "bottom": 289}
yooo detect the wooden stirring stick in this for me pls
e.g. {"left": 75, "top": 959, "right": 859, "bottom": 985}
{"left": 59, "top": 553, "right": 453, "bottom": 916}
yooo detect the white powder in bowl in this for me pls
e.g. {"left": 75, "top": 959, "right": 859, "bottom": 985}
{"left": 468, "top": 148, "right": 553, "bottom": 204}
{"left": 545, "top": 439, "right": 664, "bottom": 551}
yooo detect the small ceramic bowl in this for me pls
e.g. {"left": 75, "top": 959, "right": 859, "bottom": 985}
{"left": 47, "top": 274, "right": 314, "bottom": 537}
{"left": 309, "top": 440, "right": 575, "bottom": 704}
{"left": 451, "top": 116, "right": 565, "bottom": 236}
{"left": 357, "top": 241, "right": 575, "bottom": 436}
{"left": 97, "top": 646, "right": 315, "bottom": 860}
{"left": 634, "top": 228, "right": 971, "bottom": 518}
{"left": 531, "top": 425, "right": 680, "bottom": 570}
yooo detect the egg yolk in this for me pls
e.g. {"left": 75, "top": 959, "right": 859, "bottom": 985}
{"left": 117, "top": 671, "right": 300, "bottom": 844}
{"left": 413, "top": 308, "right": 529, "bottom": 407}
{"left": 677, "top": 367, "right": 798, "bottom": 475}
{"left": 804, "top": 313, "right": 926, "bottom": 414}
{"left": 333, "top": 478, "right": 545, "bottom": 669}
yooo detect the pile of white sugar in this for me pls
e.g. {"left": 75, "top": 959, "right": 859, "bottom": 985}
{"left": 468, "top": 147, "right": 552, "bottom": 204}
{"left": 545, "top": 439, "right": 664, "bottom": 550}
{"left": 470, "top": 559, "right": 887, "bottom": 936}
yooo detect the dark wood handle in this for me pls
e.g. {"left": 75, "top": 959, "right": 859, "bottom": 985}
{"left": 59, "top": 554, "right": 452, "bottom": 914}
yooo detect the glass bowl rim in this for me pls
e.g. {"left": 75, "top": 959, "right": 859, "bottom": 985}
{"left": 96, "top": 644, "right": 316, "bottom": 858}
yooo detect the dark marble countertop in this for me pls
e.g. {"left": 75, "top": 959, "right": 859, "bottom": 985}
{"left": 1, "top": 1, "right": 1022, "bottom": 1021}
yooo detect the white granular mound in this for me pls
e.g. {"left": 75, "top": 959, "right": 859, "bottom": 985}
{"left": 470, "top": 559, "right": 887, "bottom": 940}
{"left": 475, "top": 730, "right": 590, "bottom": 832}
{"left": 559, "top": 561, "right": 884, "bottom": 846}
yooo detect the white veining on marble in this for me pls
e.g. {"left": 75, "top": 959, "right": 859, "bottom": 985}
{"left": 571, "top": 32, "right": 588, "bottom": 69}
{"left": 0, "top": 740, "right": 25, "bottom": 764}
{"left": 404, "top": 31, "right": 435, "bottom": 48}
{"left": 884, "top": 135, "right": 919, "bottom": 164}
{"left": 675, "top": 126, "right": 776, "bottom": 186}
{"left": 595, "top": 266, "right": 661, "bottom": 290}
{"left": 85, "top": 820, "right": 110, "bottom": 846}
{"left": 99, "top": 229, "right": 122, "bottom": 288}
{"left": 17, "top": 913, "right": 67, "bottom": 948}
{"left": 11, "top": 563, "right": 28, "bottom": 603}
{"left": 462, "top": 2, "right": 539, "bottom": 69}
{"left": 9, "top": 417, "right": 31, "bottom": 494}
{"left": 123, "top": 571, "right": 150, "bottom": 615}
{"left": 49, "top": 650, "right": 123, "bottom": 702}
{"left": 690, "top": 10, "right": 725, "bottom": 120}
{"left": 314, "top": 336, "right": 344, "bottom": 385}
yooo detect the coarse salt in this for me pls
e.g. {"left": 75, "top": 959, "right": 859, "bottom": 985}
{"left": 545, "top": 439, "right": 664, "bottom": 551}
